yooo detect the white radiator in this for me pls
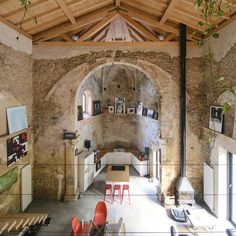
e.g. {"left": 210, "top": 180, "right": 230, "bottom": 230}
{"left": 204, "top": 163, "right": 214, "bottom": 212}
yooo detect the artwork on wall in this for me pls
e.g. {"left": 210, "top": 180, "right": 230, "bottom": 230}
{"left": 147, "top": 109, "right": 154, "bottom": 118}
{"left": 77, "top": 106, "right": 83, "bottom": 121}
{"left": 209, "top": 106, "right": 224, "bottom": 133}
{"left": 93, "top": 100, "right": 101, "bottom": 116}
{"left": 102, "top": 107, "right": 109, "bottom": 113}
{"left": 137, "top": 102, "right": 143, "bottom": 115}
{"left": 7, "top": 105, "right": 28, "bottom": 134}
{"left": 0, "top": 168, "right": 17, "bottom": 194}
{"left": 115, "top": 97, "right": 125, "bottom": 114}
{"left": 127, "top": 107, "right": 135, "bottom": 114}
{"left": 7, "top": 132, "right": 27, "bottom": 166}
{"left": 142, "top": 108, "right": 147, "bottom": 116}
{"left": 109, "top": 106, "right": 114, "bottom": 113}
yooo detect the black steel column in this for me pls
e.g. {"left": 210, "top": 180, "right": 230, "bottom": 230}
{"left": 180, "top": 23, "right": 186, "bottom": 177}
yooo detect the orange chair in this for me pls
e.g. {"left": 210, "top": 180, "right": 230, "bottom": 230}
{"left": 104, "top": 184, "right": 113, "bottom": 204}
{"left": 71, "top": 217, "right": 90, "bottom": 236}
{"left": 89, "top": 201, "right": 108, "bottom": 236}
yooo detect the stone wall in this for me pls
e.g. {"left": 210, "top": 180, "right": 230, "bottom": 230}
{"left": 0, "top": 42, "right": 33, "bottom": 215}
{"left": 32, "top": 49, "right": 204, "bottom": 199}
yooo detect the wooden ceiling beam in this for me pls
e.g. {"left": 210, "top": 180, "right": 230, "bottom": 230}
{"left": 160, "top": 0, "right": 178, "bottom": 24}
{"left": 164, "top": 33, "right": 176, "bottom": 41}
{"left": 78, "top": 12, "right": 118, "bottom": 41}
{"left": 54, "top": 0, "right": 76, "bottom": 24}
{"left": 0, "top": 16, "right": 32, "bottom": 39}
{"left": 61, "top": 33, "right": 73, "bottom": 42}
{"left": 115, "top": 0, "right": 121, "bottom": 7}
{"left": 33, "top": 5, "right": 115, "bottom": 42}
{"left": 119, "top": 12, "right": 159, "bottom": 41}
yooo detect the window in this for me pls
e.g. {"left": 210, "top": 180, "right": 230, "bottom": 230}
{"left": 83, "top": 93, "right": 86, "bottom": 113}
{"left": 83, "top": 90, "right": 92, "bottom": 116}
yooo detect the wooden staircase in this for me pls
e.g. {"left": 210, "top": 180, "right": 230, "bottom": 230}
{"left": 0, "top": 213, "right": 50, "bottom": 235}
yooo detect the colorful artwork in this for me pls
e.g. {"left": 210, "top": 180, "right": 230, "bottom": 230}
{"left": 0, "top": 168, "right": 17, "bottom": 194}
{"left": 7, "top": 132, "right": 27, "bottom": 166}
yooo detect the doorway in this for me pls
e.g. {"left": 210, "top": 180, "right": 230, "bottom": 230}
{"left": 228, "top": 152, "right": 236, "bottom": 226}
{"left": 156, "top": 149, "right": 161, "bottom": 180}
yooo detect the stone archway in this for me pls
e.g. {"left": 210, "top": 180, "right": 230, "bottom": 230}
{"left": 34, "top": 57, "right": 180, "bottom": 200}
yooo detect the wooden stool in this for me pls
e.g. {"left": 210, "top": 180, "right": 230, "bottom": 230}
{"left": 113, "top": 184, "right": 122, "bottom": 204}
{"left": 122, "top": 184, "right": 130, "bottom": 204}
{"left": 104, "top": 184, "right": 113, "bottom": 204}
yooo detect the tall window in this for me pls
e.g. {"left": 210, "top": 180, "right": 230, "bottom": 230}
{"left": 83, "top": 90, "right": 92, "bottom": 115}
{"left": 83, "top": 93, "right": 86, "bottom": 113}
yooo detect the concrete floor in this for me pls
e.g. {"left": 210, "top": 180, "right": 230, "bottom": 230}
{"left": 27, "top": 166, "right": 232, "bottom": 236}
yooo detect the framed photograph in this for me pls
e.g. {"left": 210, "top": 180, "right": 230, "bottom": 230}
{"left": 153, "top": 111, "right": 158, "bottom": 120}
{"left": 77, "top": 106, "right": 83, "bottom": 121}
{"left": 115, "top": 97, "right": 125, "bottom": 114}
{"left": 93, "top": 100, "right": 101, "bottom": 116}
{"left": 7, "top": 132, "right": 27, "bottom": 166}
{"left": 137, "top": 102, "right": 143, "bottom": 115}
{"left": 142, "top": 108, "right": 147, "bottom": 116}
{"left": 147, "top": 109, "right": 154, "bottom": 118}
{"left": 127, "top": 107, "right": 135, "bottom": 114}
{"left": 109, "top": 106, "right": 114, "bottom": 113}
{"left": 209, "top": 106, "right": 224, "bottom": 133}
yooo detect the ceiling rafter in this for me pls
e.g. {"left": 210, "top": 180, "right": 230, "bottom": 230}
{"left": 115, "top": 0, "right": 121, "bottom": 7}
{"left": 54, "top": 0, "right": 76, "bottom": 24}
{"left": 60, "top": 33, "right": 73, "bottom": 42}
{"left": 33, "top": 5, "right": 116, "bottom": 42}
{"left": 119, "top": 12, "right": 159, "bottom": 41}
{"left": 164, "top": 33, "right": 176, "bottom": 41}
{"left": 78, "top": 12, "right": 118, "bottom": 41}
{"left": 160, "top": 0, "right": 178, "bottom": 24}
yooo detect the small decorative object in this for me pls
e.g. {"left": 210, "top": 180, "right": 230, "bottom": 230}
{"left": 7, "top": 105, "right": 28, "bottom": 134}
{"left": 153, "top": 111, "right": 158, "bottom": 120}
{"left": 137, "top": 102, "right": 143, "bottom": 115}
{"left": 102, "top": 107, "right": 109, "bottom": 113}
{"left": 108, "top": 106, "right": 114, "bottom": 113}
{"left": 7, "top": 132, "right": 27, "bottom": 166}
{"left": 63, "top": 132, "right": 77, "bottom": 140}
{"left": 93, "top": 100, "right": 101, "bottom": 116}
{"left": 115, "top": 97, "right": 125, "bottom": 114}
{"left": 147, "top": 109, "right": 154, "bottom": 118}
{"left": 77, "top": 106, "right": 83, "bottom": 121}
{"left": 127, "top": 107, "right": 135, "bottom": 114}
{"left": 142, "top": 108, "right": 147, "bottom": 116}
{"left": 0, "top": 168, "right": 17, "bottom": 194}
{"left": 209, "top": 106, "right": 224, "bottom": 133}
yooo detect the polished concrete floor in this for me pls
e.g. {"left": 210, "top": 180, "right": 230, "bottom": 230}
{"left": 27, "top": 166, "right": 232, "bottom": 235}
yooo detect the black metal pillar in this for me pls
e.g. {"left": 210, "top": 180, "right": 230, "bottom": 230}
{"left": 180, "top": 23, "right": 186, "bottom": 177}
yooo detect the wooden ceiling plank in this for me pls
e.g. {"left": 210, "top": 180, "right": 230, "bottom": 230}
{"left": 55, "top": 0, "right": 76, "bottom": 24}
{"left": 3, "top": 0, "right": 51, "bottom": 19}
{"left": 78, "top": 12, "right": 118, "bottom": 41}
{"left": 61, "top": 33, "right": 73, "bottom": 42}
{"left": 128, "top": 28, "right": 144, "bottom": 42}
{"left": 33, "top": 5, "right": 115, "bottom": 42}
{"left": 160, "top": 0, "right": 178, "bottom": 24}
{"left": 119, "top": 12, "right": 159, "bottom": 41}
{"left": 0, "top": 15, "right": 32, "bottom": 39}
{"left": 164, "top": 33, "right": 176, "bottom": 41}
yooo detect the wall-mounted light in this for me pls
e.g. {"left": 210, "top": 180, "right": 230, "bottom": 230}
{"left": 72, "top": 35, "right": 79, "bottom": 41}
{"left": 158, "top": 35, "right": 165, "bottom": 41}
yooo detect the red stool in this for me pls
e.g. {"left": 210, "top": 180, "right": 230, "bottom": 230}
{"left": 104, "top": 184, "right": 113, "bottom": 204}
{"left": 113, "top": 184, "right": 122, "bottom": 204}
{"left": 122, "top": 184, "right": 130, "bottom": 204}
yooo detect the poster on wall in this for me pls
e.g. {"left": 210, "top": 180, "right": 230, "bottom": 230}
{"left": 209, "top": 106, "right": 224, "bottom": 133}
{"left": 7, "top": 105, "right": 28, "bottom": 134}
{"left": 115, "top": 97, "right": 125, "bottom": 114}
{"left": 0, "top": 168, "right": 17, "bottom": 194}
{"left": 7, "top": 132, "right": 28, "bottom": 166}
{"left": 93, "top": 101, "right": 101, "bottom": 116}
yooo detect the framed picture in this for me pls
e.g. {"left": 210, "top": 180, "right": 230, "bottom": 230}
{"left": 0, "top": 168, "right": 17, "bottom": 194}
{"left": 142, "top": 108, "right": 147, "bottom": 116}
{"left": 209, "top": 106, "right": 224, "bottom": 133}
{"left": 93, "top": 100, "right": 101, "bottom": 116}
{"left": 7, "top": 132, "right": 27, "bottom": 166}
{"left": 137, "top": 102, "right": 143, "bottom": 115}
{"left": 109, "top": 106, "right": 114, "bottom": 113}
{"left": 102, "top": 107, "right": 109, "bottom": 113}
{"left": 153, "top": 111, "right": 158, "bottom": 120}
{"left": 127, "top": 107, "right": 135, "bottom": 114}
{"left": 147, "top": 109, "right": 154, "bottom": 118}
{"left": 77, "top": 106, "right": 83, "bottom": 121}
{"left": 115, "top": 97, "right": 125, "bottom": 114}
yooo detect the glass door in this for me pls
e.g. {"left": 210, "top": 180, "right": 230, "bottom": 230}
{"left": 228, "top": 152, "right": 236, "bottom": 226}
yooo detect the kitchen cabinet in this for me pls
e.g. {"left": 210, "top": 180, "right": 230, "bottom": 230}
{"left": 131, "top": 154, "right": 148, "bottom": 176}
{"left": 78, "top": 151, "right": 94, "bottom": 192}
